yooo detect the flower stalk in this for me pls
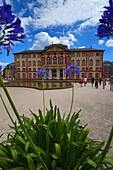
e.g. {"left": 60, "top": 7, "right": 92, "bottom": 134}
{"left": 65, "top": 64, "right": 80, "bottom": 115}
{"left": 42, "top": 78, "right": 46, "bottom": 116}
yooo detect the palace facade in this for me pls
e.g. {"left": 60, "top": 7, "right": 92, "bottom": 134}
{"left": 14, "top": 44, "right": 104, "bottom": 80}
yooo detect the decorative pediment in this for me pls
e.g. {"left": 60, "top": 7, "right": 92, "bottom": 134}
{"left": 43, "top": 44, "right": 68, "bottom": 53}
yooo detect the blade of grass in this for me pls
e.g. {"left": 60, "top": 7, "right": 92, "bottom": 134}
{"left": 95, "top": 126, "right": 113, "bottom": 170}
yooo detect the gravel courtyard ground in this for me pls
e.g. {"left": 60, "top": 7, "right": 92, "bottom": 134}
{"left": 0, "top": 82, "right": 113, "bottom": 155}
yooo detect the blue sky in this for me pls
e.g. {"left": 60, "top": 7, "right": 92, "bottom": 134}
{"left": 0, "top": 0, "right": 113, "bottom": 69}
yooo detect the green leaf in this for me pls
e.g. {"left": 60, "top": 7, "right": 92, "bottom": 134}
{"left": 86, "top": 159, "right": 97, "bottom": 168}
{"left": 27, "top": 154, "right": 36, "bottom": 170}
{"left": 55, "top": 143, "right": 61, "bottom": 160}
{"left": 16, "top": 135, "right": 26, "bottom": 145}
{"left": 25, "top": 141, "right": 30, "bottom": 153}
{"left": 11, "top": 149, "right": 18, "bottom": 163}
{"left": 10, "top": 167, "right": 27, "bottom": 170}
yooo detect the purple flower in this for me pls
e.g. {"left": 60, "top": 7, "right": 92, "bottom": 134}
{"left": 65, "top": 64, "right": 80, "bottom": 79}
{"left": 36, "top": 68, "right": 49, "bottom": 80}
{"left": 0, "top": 65, "right": 2, "bottom": 71}
{"left": 0, "top": 0, "right": 26, "bottom": 55}
{"left": 96, "top": 0, "right": 113, "bottom": 39}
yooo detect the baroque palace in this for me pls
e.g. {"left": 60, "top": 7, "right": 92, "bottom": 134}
{"left": 13, "top": 44, "right": 104, "bottom": 80}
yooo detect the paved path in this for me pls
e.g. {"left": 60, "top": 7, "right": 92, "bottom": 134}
{"left": 0, "top": 82, "right": 113, "bottom": 155}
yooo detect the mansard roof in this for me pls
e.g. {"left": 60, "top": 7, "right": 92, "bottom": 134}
{"left": 13, "top": 44, "right": 104, "bottom": 54}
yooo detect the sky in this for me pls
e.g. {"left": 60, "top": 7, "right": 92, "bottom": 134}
{"left": 0, "top": 0, "right": 113, "bottom": 69}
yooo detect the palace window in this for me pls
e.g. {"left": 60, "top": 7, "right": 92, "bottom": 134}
{"left": 77, "top": 59, "right": 80, "bottom": 66}
{"left": 17, "top": 61, "right": 20, "bottom": 67}
{"left": 77, "top": 53, "right": 80, "bottom": 57}
{"left": 22, "top": 61, "right": 25, "bottom": 67}
{"left": 60, "top": 56, "right": 63, "bottom": 64}
{"left": 67, "top": 56, "right": 70, "bottom": 65}
{"left": 52, "top": 69, "right": 57, "bottom": 78}
{"left": 89, "top": 59, "right": 93, "bottom": 66}
{"left": 82, "top": 52, "right": 86, "bottom": 57}
{"left": 53, "top": 56, "right": 57, "bottom": 64}
{"left": 22, "top": 73, "right": 26, "bottom": 79}
{"left": 28, "top": 61, "right": 31, "bottom": 67}
{"left": 82, "top": 67, "right": 85, "bottom": 71}
{"left": 22, "top": 55, "right": 25, "bottom": 59}
{"left": 38, "top": 61, "right": 41, "bottom": 66}
{"left": 96, "top": 59, "right": 99, "bottom": 66}
{"left": 33, "top": 54, "right": 36, "bottom": 58}
{"left": 33, "top": 68, "right": 36, "bottom": 71}
{"left": 28, "top": 54, "right": 31, "bottom": 58}
{"left": 82, "top": 59, "right": 85, "bottom": 66}
{"left": 42, "top": 57, "right": 44, "bottom": 65}
{"left": 33, "top": 73, "right": 36, "bottom": 79}
{"left": 29, "top": 73, "right": 32, "bottom": 79}
{"left": 90, "top": 52, "right": 93, "bottom": 56}
{"left": 89, "top": 67, "right": 93, "bottom": 70}
{"left": 96, "top": 52, "right": 100, "bottom": 56}
{"left": 47, "top": 56, "right": 50, "bottom": 64}
{"left": 17, "top": 73, "right": 20, "bottom": 78}
{"left": 33, "top": 60, "right": 36, "bottom": 67}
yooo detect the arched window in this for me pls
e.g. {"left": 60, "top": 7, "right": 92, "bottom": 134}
{"left": 96, "top": 59, "right": 99, "bottom": 66}
{"left": 90, "top": 59, "right": 93, "bottom": 66}
{"left": 53, "top": 56, "right": 57, "bottom": 64}
{"left": 60, "top": 56, "right": 63, "bottom": 64}
{"left": 22, "top": 73, "right": 26, "bottom": 79}
{"left": 33, "top": 60, "right": 36, "bottom": 66}
{"left": 22, "top": 61, "right": 25, "bottom": 67}
{"left": 47, "top": 56, "right": 50, "bottom": 64}
{"left": 82, "top": 59, "right": 85, "bottom": 66}
{"left": 17, "top": 61, "right": 20, "bottom": 67}
{"left": 33, "top": 73, "right": 36, "bottom": 79}
{"left": 29, "top": 73, "right": 32, "bottom": 79}
{"left": 42, "top": 57, "right": 44, "bottom": 65}
{"left": 17, "top": 73, "right": 20, "bottom": 79}
{"left": 28, "top": 61, "right": 31, "bottom": 67}
{"left": 67, "top": 56, "right": 70, "bottom": 65}
{"left": 77, "top": 59, "right": 80, "bottom": 66}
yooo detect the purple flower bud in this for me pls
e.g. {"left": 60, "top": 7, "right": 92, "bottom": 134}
{"left": 36, "top": 68, "right": 49, "bottom": 80}
{"left": 65, "top": 64, "right": 80, "bottom": 79}
{"left": 96, "top": 0, "right": 113, "bottom": 39}
{"left": 0, "top": 0, "right": 26, "bottom": 55}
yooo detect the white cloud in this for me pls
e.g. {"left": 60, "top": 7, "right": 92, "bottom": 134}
{"left": 26, "top": 0, "right": 108, "bottom": 31}
{"left": 99, "top": 40, "right": 104, "bottom": 45}
{"left": 78, "top": 46, "right": 85, "bottom": 49}
{"left": 0, "top": 62, "right": 9, "bottom": 68}
{"left": 105, "top": 39, "right": 113, "bottom": 47}
{"left": 30, "top": 32, "right": 77, "bottom": 50}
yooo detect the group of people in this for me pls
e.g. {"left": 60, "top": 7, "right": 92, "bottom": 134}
{"left": 91, "top": 77, "right": 105, "bottom": 89}
{"left": 79, "top": 77, "right": 107, "bottom": 89}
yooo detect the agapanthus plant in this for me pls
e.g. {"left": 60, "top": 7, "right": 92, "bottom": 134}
{"left": 65, "top": 64, "right": 80, "bottom": 116}
{"left": 0, "top": 0, "right": 26, "bottom": 55}
{"left": 36, "top": 68, "right": 49, "bottom": 116}
{"left": 96, "top": 0, "right": 113, "bottom": 39}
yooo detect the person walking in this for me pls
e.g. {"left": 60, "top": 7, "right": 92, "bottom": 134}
{"left": 102, "top": 77, "right": 106, "bottom": 89}
{"left": 79, "top": 77, "right": 84, "bottom": 87}
{"left": 91, "top": 77, "right": 95, "bottom": 87}
{"left": 110, "top": 76, "right": 113, "bottom": 91}
{"left": 99, "top": 77, "right": 102, "bottom": 86}
{"left": 95, "top": 77, "right": 98, "bottom": 89}
{"left": 84, "top": 77, "right": 87, "bottom": 86}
